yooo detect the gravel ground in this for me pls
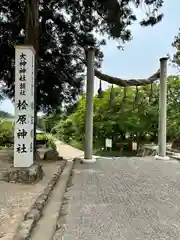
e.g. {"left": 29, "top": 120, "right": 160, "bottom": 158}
{"left": 0, "top": 140, "right": 83, "bottom": 240}
{"left": 0, "top": 160, "right": 61, "bottom": 239}
{"left": 63, "top": 157, "right": 180, "bottom": 240}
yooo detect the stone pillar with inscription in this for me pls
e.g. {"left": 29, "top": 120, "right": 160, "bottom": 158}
{"left": 14, "top": 45, "right": 35, "bottom": 168}
{"left": 2, "top": 45, "right": 43, "bottom": 183}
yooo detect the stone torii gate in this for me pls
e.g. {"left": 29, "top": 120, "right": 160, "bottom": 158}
{"left": 83, "top": 47, "right": 169, "bottom": 163}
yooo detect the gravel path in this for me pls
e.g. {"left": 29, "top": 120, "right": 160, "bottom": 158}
{"left": 0, "top": 160, "right": 61, "bottom": 239}
{"left": 0, "top": 140, "right": 83, "bottom": 240}
{"left": 63, "top": 157, "right": 180, "bottom": 240}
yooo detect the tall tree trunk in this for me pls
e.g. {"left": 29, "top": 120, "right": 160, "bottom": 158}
{"left": 24, "top": 0, "right": 40, "bottom": 159}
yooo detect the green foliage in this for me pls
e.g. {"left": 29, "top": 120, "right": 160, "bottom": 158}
{"left": 36, "top": 117, "right": 46, "bottom": 131}
{"left": 51, "top": 75, "right": 180, "bottom": 150}
{"left": 47, "top": 138, "right": 56, "bottom": 150}
{"left": 94, "top": 149, "right": 136, "bottom": 157}
{"left": 0, "top": 114, "right": 58, "bottom": 148}
{"left": 0, "top": 110, "right": 13, "bottom": 119}
{"left": 172, "top": 29, "right": 180, "bottom": 71}
{"left": 36, "top": 133, "right": 56, "bottom": 150}
{"left": 167, "top": 76, "right": 180, "bottom": 137}
{"left": 0, "top": 120, "right": 14, "bottom": 147}
{"left": 43, "top": 114, "right": 63, "bottom": 133}
{"left": 0, "top": 0, "right": 163, "bottom": 112}
{"left": 0, "top": 145, "right": 9, "bottom": 149}
{"left": 52, "top": 118, "right": 76, "bottom": 143}
{"left": 0, "top": 122, "right": 57, "bottom": 150}
{"left": 69, "top": 139, "right": 84, "bottom": 151}
{"left": 36, "top": 133, "right": 48, "bottom": 141}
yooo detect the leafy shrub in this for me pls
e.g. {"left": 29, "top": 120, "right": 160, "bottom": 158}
{"left": 36, "top": 133, "right": 56, "bottom": 150}
{"left": 0, "top": 120, "right": 57, "bottom": 150}
{"left": 47, "top": 137, "right": 56, "bottom": 150}
{"left": 52, "top": 118, "right": 76, "bottom": 143}
{"left": 0, "top": 145, "right": 9, "bottom": 149}
{"left": 36, "top": 133, "right": 48, "bottom": 141}
{"left": 0, "top": 120, "right": 14, "bottom": 147}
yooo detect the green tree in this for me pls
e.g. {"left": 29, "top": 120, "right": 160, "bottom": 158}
{"left": 167, "top": 75, "right": 180, "bottom": 138}
{"left": 0, "top": 120, "right": 14, "bottom": 146}
{"left": 52, "top": 118, "right": 75, "bottom": 143}
{"left": 0, "top": 110, "right": 13, "bottom": 119}
{"left": 52, "top": 83, "right": 160, "bottom": 149}
{"left": 0, "top": 0, "right": 164, "bottom": 112}
{"left": 52, "top": 76, "right": 180, "bottom": 151}
{"left": 172, "top": 29, "right": 180, "bottom": 71}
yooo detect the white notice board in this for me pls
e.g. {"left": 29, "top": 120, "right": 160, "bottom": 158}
{"left": 105, "top": 139, "right": 112, "bottom": 148}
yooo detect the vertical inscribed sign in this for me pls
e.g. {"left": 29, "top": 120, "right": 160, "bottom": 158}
{"left": 14, "top": 46, "right": 35, "bottom": 167}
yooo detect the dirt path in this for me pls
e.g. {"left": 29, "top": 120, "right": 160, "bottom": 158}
{"left": 0, "top": 140, "right": 83, "bottom": 239}
{"left": 55, "top": 140, "right": 83, "bottom": 160}
{"left": 0, "top": 161, "right": 62, "bottom": 240}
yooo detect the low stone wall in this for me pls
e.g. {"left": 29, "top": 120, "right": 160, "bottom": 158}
{"left": 171, "top": 133, "right": 180, "bottom": 151}
{"left": 137, "top": 144, "right": 178, "bottom": 158}
{"left": 2, "top": 163, "right": 44, "bottom": 184}
{"left": 0, "top": 148, "right": 59, "bottom": 163}
{"left": 137, "top": 145, "right": 158, "bottom": 157}
{"left": 13, "top": 160, "right": 67, "bottom": 240}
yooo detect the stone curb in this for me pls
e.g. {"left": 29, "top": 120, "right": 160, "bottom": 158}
{"left": 13, "top": 160, "right": 67, "bottom": 240}
{"left": 137, "top": 147, "right": 157, "bottom": 157}
{"left": 51, "top": 161, "right": 75, "bottom": 240}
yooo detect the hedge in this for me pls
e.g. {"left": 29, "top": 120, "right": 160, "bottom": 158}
{"left": 0, "top": 120, "right": 56, "bottom": 150}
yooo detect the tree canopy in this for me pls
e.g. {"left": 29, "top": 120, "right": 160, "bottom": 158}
{"left": 172, "top": 28, "right": 180, "bottom": 72}
{"left": 0, "top": 110, "right": 13, "bottom": 119}
{"left": 50, "top": 75, "right": 180, "bottom": 150}
{"left": 0, "top": 0, "right": 164, "bottom": 112}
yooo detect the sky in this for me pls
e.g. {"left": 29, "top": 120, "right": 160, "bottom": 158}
{"left": 1, "top": 0, "right": 180, "bottom": 115}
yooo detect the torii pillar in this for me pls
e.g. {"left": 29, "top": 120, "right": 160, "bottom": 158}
{"left": 155, "top": 57, "right": 169, "bottom": 161}
{"left": 82, "top": 47, "right": 96, "bottom": 164}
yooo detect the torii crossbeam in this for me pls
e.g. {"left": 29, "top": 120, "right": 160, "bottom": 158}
{"left": 94, "top": 69, "right": 160, "bottom": 87}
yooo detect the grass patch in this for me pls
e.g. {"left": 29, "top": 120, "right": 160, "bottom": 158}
{"left": 69, "top": 139, "right": 83, "bottom": 150}
{"left": 64, "top": 139, "right": 138, "bottom": 158}
{"left": 94, "top": 149, "right": 137, "bottom": 157}
{"left": 0, "top": 145, "right": 11, "bottom": 150}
